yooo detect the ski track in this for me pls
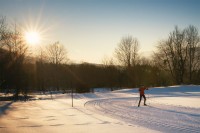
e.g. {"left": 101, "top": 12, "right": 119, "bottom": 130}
{"left": 85, "top": 97, "right": 200, "bottom": 133}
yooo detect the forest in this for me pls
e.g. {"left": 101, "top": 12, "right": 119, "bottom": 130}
{"left": 1, "top": 16, "right": 200, "bottom": 99}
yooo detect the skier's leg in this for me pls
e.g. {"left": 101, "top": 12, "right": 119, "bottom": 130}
{"left": 138, "top": 95, "right": 142, "bottom": 107}
{"left": 143, "top": 95, "right": 147, "bottom": 105}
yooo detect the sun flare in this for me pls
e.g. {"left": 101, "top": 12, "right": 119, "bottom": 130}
{"left": 25, "top": 31, "right": 40, "bottom": 45}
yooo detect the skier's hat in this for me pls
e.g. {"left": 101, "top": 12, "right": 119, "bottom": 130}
{"left": 140, "top": 85, "right": 145, "bottom": 87}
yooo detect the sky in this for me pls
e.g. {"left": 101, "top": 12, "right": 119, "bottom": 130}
{"left": 0, "top": 0, "right": 200, "bottom": 63}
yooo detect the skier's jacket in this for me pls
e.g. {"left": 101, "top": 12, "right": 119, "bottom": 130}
{"left": 139, "top": 87, "right": 148, "bottom": 95}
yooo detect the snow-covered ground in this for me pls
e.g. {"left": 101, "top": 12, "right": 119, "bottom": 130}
{"left": 0, "top": 85, "right": 200, "bottom": 133}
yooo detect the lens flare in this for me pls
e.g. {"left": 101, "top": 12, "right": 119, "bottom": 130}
{"left": 25, "top": 31, "right": 40, "bottom": 45}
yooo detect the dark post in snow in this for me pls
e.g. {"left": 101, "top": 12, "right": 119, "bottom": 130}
{"left": 71, "top": 87, "right": 74, "bottom": 107}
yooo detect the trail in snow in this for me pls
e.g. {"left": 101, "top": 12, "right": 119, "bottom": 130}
{"left": 85, "top": 97, "right": 200, "bottom": 133}
{"left": 1, "top": 85, "right": 200, "bottom": 133}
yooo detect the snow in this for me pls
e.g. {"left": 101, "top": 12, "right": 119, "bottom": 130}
{"left": 0, "top": 85, "right": 200, "bottom": 133}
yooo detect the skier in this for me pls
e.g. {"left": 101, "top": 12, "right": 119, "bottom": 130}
{"left": 138, "top": 86, "right": 148, "bottom": 107}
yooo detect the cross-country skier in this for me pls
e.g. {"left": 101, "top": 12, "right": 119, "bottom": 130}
{"left": 138, "top": 86, "right": 148, "bottom": 107}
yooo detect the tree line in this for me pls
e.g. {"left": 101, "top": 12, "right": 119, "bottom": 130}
{"left": 0, "top": 16, "right": 200, "bottom": 99}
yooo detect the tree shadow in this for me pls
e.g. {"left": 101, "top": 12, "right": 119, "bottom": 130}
{"left": 18, "top": 125, "right": 43, "bottom": 128}
{"left": 66, "top": 114, "right": 76, "bottom": 116}
{"left": 45, "top": 115, "right": 56, "bottom": 118}
{"left": 99, "top": 121, "right": 110, "bottom": 124}
{"left": 74, "top": 122, "right": 91, "bottom": 125}
{"left": 149, "top": 106, "right": 200, "bottom": 117}
{"left": 0, "top": 95, "right": 34, "bottom": 101}
{"left": 49, "top": 124, "right": 64, "bottom": 126}
{"left": 9, "top": 117, "right": 29, "bottom": 120}
{"left": 0, "top": 102, "right": 13, "bottom": 116}
{"left": 46, "top": 119, "right": 56, "bottom": 121}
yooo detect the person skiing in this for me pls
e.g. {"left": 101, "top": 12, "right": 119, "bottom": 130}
{"left": 138, "top": 85, "right": 148, "bottom": 107}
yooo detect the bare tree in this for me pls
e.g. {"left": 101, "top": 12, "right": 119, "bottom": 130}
{"left": 102, "top": 55, "right": 114, "bottom": 66}
{"left": 45, "top": 41, "right": 68, "bottom": 91}
{"left": 0, "top": 16, "right": 7, "bottom": 48}
{"left": 185, "top": 25, "right": 200, "bottom": 83}
{"left": 0, "top": 19, "right": 29, "bottom": 99}
{"left": 46, "top": 41, "right": 68, "bottom": 65}
{"left": 115, "top": 35, "right": 139, "bottom": 68}
{"left": 154, "top": 26, "right": 200, "bottom": 84}
{"left": 35, "top": 47, "right": 48, "bottom": 94}
{"left": 101, "top": 56, "right": 117, "bottom": 90}
{"left": 154, "top": 27, "right": 187, "bottom": 84}
{"left": 114, "top": 35, "right": 140, "bottom": 87}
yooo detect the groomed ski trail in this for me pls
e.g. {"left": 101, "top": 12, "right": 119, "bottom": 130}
{"left": 85, "top": 97, "right": 200, "bottom": 133}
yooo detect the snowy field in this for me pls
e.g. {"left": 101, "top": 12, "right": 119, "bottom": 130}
{"left": 0, "top": 85, "right": 200, "bottom": 133}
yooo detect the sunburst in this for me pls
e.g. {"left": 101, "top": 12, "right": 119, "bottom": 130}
{"left": 25, "top": 31, "right": 40, "bottom": 45}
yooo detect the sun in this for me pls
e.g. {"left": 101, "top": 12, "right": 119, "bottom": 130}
{"left": 25, "top": 31, "right": 40, "bottom": 45}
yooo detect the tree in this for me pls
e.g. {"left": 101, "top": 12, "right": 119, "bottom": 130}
{"left": 185, "top": 25, "right": 200, "bottom": 83}
{"left": 46, "top": 41, "right": 68, "bottom": 65}
{"left": 115, "top": 35, "right": 140, "bottom": 87}
{"left": 102, "top": 56, "right": 118, "bottom": 90}
{"left": 115, "top": 36, "right": 139, "bottom": 68}
{"left": 0, "top": 18, "right": 29, "bottom": 99}
{"left": 36, "top": 47, "right": 47, "bottom": 93}
{"left": 0, "top": 17, "right": 7, "bottom": 91}
{"left": 154, "top": 25, "right": 200, "bottom": 84}
{"left": 0, "top": 16, "right": 7, "bottom": 48}
{"left": 45, "top": 42, "right": 68, "bottom": 90}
